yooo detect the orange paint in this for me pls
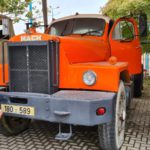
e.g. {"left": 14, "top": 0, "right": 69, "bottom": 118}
{"left": 10, "top": 33, "right": 60, "bottom": 42}
{"left": 109, "top": 18, "right": 142, "bottom": 74}
{"left": 58, "top": 36, "right": 110, "bottom": 63}
{"left": 58, "top": 38, "right": 128, "bottom": 92}
{"left": 0, "top": 64, "right": 9, "bottom": 86}
{"left": 108, "top": 56, "right": 118, "bottom": 65}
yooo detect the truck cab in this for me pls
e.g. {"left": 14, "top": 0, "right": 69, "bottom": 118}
{"left": 47, "top": 14, "right": 143, "bottom": 96}
{"left": 0, "top": 14, "right": 144, "bottom": 150}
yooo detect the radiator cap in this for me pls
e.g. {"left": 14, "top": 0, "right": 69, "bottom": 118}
{"left": 108, "top": 56, "right": 118, "bottom": 65}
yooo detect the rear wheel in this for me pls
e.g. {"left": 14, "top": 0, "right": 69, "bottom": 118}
{"left": 98, "top": 81, "right": 126, "bottom": 150}
{"left": 133, "top": 73, "right": 143, "bottom": 97}
{"left": 133, "top": 65, "right": 143, "bottom": 98}
{"left": 125, "top": 81, "right": 133, "bottom": 108}
{"left": 0, "top": 116, "right": 30, "bottom": 136}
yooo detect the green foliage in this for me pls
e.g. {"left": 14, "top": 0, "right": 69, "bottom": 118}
{"left": 141, "top": 31, "right": 150, "bottom": 53}
{"left": 102, "top": 0, "right": 150, "bottom": 19}
{"left": 0, "top": 0, "right": 32, "bottom": 22}
{"left": 144, "top": 77, "right": 150, "bottom": 88}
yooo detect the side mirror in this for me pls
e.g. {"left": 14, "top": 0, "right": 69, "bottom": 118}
{"left": 2, "top": 18, "right": 10, "bottom": 36}
{"left": 139, "top": 13, "right": 148, "bottom": 37}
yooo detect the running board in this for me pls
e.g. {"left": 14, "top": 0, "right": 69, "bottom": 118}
{"left": 55, "top": 124, "right": 72, "bottom": 140}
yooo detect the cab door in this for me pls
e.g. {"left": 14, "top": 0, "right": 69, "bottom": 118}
{"left": 109, "top": 18, "right": 142, "bottom": 75}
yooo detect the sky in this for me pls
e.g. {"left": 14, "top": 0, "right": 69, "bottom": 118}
{"left": 14, "top": 0, "right": 108, "bottom": 34}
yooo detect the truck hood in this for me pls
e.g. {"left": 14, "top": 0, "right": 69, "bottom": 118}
{"left": 9, "top": 33, "right": 110, "bottom": 63}
{"left": 58, "top": 36, "right": 110, "bottom": 63}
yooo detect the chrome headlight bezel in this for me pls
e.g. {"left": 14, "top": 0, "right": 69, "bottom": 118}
{"left": 83, "top": 70, "right": 97, "bottom": 86}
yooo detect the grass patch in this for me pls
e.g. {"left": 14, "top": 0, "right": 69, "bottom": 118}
{"left": 144, "top": 77, "right": 150, "bottom": 88}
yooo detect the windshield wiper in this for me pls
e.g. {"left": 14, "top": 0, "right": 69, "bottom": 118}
{"left": 81, "top": 30, "right": 101, "bottom": 36}
{"left": 61, "top": 21, "right": 70, "bottom": 36}
{"left": 61, "top": 19, "right": 75, "bottom": 36}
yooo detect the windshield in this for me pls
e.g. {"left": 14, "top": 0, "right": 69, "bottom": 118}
{"left": 50, "top": 18, "right": 106, "bottom": 36}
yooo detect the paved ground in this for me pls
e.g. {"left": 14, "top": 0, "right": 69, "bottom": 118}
{"left": 0, "top": 82, "right": 150, "bottom": 150}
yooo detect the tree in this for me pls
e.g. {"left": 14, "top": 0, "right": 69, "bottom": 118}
{"left": 0, "top": 0, "right": 32, "bottom": 22}
{"left": 0, "top": 0, "right": 58, "bottom": 25}
{"left": 102, "top": 0, "right": 150, "bottom": 19}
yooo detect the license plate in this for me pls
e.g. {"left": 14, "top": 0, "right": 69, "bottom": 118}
{"left": 1, "top": 104, "right": 35, "bottom": 116}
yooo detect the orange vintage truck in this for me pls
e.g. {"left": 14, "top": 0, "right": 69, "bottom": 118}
{"left": 0, "top": 14, "right": 147, "bottom": 150}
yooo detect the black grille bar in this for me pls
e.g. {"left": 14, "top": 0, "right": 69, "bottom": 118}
{"left": 8, "top": 41, "right": 59, "bottom": 94}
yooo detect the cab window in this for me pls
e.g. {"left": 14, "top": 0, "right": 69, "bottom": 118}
{"left": 112, "top": 20, "right": 134, "bottom": 41}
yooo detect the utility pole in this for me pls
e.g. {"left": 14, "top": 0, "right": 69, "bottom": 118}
{"left": 50, "top": 6, "right": 60, "bottom": 20}
{"left": 42, "top": 0, "right": 48, "bottom": 30}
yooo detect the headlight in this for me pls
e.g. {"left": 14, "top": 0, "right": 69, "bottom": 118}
{"left": 83, "top": 70, "right": 97, "bottom": 86}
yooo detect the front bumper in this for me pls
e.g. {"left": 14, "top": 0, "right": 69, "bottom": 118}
{"left": 0, "top": 90, "right": 116, "bottom": 126}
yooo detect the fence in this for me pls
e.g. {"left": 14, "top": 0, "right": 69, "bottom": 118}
{"left": 142, "top": 53, "right": 150, "bottom": 76}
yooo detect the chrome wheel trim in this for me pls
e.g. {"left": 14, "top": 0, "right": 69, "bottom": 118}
{"left": 115, "top": 82, "right": 126, "bottom": 148}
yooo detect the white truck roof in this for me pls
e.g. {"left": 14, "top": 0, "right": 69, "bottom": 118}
{"left": 51, "top": 14, "right": 111, "bottom": 25}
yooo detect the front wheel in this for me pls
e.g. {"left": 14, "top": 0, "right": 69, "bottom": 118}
{"left": 0, "top": 116, "right": 30, "bottom": 136}
{"left": 98, "top": 81, "right": 126, "bottom": 150}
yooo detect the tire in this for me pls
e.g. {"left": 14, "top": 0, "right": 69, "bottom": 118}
{"left": 133, "top": 65, "right": 144, "bottom": 98}
{"left": 125, "top": 81, "right": 133, "bottom": 108}
{"left": 98, "top": 81, "right": 126, "bottom": 150}
{"left": 0, "top": 116, "right": 30, "bottom": 136}
{"left": 125, "top": 86, "right": 131, "bottom": 108}
{"left": 133, "top": 73, "right": 142, "bottom": 97}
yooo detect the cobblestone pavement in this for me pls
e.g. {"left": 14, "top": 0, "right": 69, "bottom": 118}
{"left": 0, "top": 86, "right": 150, "bottom": 150}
